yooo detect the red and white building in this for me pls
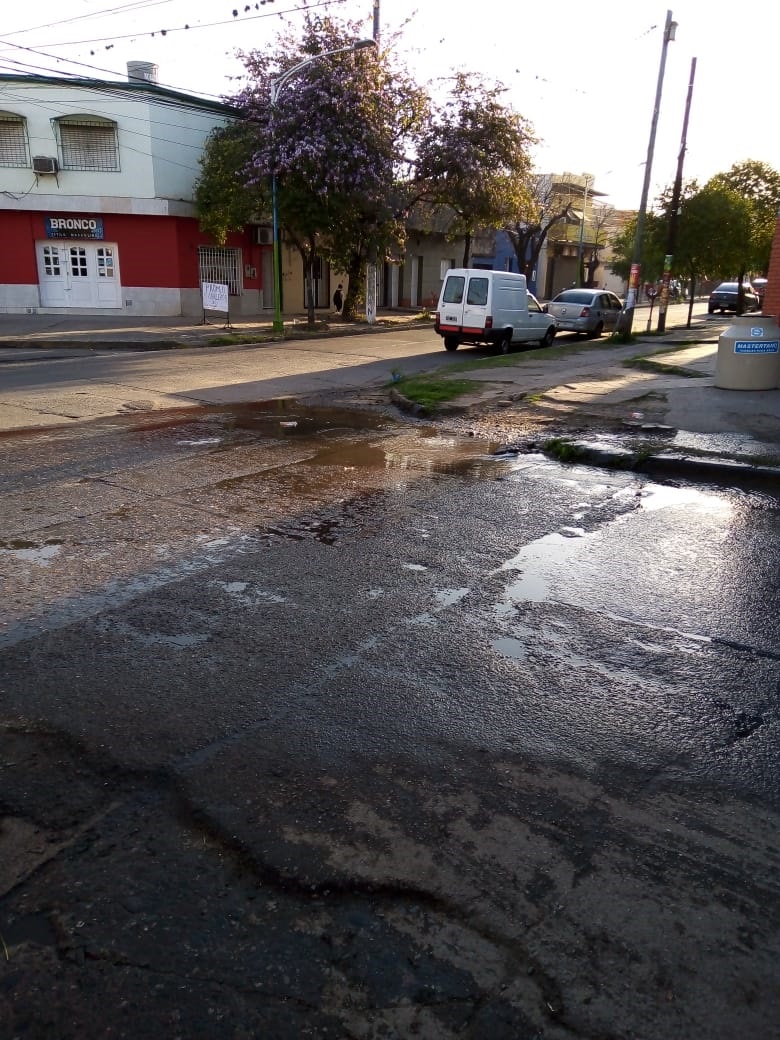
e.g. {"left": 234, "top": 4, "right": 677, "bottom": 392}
{"left": 0, "top": 65, "right": 273, "bottom": 317}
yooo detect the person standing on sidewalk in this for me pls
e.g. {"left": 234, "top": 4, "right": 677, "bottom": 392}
{"left": 333, "top": 284, "right": 344, "bottom": 315}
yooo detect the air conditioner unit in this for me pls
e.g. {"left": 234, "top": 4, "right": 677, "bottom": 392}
{"left": 253, "top": 226, "right": 272, "bottom": 245}
{"left": 33, "top": 156, "right": 59, "bottom": 175}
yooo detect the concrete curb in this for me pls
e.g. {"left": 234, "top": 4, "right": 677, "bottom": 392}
{"left": 534, "top": 440, "right": 780, "bottom": 484}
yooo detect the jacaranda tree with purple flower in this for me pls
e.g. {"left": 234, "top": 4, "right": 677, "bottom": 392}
{"left": 196, "top": 14, "right": 429, "bottom": 324}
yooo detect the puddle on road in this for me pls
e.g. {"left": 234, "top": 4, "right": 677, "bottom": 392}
{"left": 638, "top": 483, "right": 733, "bottom": 514}
{"left": 131, "top": 400, "right": 509, "bottom": 478}
{"left": 496, "top": 483, "right": 733, "bottom": 611}
{"left": 0, "top": 539, "right": 63, "bottom": 566}
{"left": 134, "top": 400, "right": 392, "bottom": 445}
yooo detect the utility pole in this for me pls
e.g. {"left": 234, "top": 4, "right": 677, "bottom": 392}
{"left": 576, "top": 174, "right": 594, "bottom": 287}
{"left": 657, "top": 56, "right": 696, "bottom": 333}
{"left": 617, "top": 10, "right": 677, "bottom": 337}
{"left": 365, "top": 0, "right": 381, "bottom": 324}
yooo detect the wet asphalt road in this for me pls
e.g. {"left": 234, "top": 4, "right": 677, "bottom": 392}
{"left": 1, "top": 403, "right": 779, "bottom": 1039}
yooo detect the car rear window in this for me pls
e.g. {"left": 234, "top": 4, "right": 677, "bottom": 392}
{"left": 553, "top": 290, "right": 593, "bottom": 304}
{"left": 442, "top": 276, "right": 465, "bottom": 304}
{"left": 715, "top": 284, "right": 738, "bottom": 291}
{"left": 466, "top": 277, "right": 489, "bottom": 306}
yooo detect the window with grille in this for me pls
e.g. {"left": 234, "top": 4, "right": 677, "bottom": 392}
{"left": 69, "top": 247, "right": 88, "bottom": 277}
{"left": 0, "top": 114, "right": 28, "bottom": 167}
{"left": 58, "top": 118, "right": 119, "bottom": 171}
{"left": 197, "top": 246, "right": 243, "bottom": 296}
{"left": 42, "top": 246, "right": 61, "bottom": 276}
{"left": 97, "top": 247, "right": 115, "bottom": 277}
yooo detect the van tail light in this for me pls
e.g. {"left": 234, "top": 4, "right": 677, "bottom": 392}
{"left": 579, "top": 307, "right": 591, "bottom": 317}
{"left": 485, "top": 316, "right": 493, "bottom": 330}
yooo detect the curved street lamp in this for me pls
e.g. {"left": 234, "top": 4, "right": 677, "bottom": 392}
{"left": 270, "top": 39, "right": 377, "bottom": 334}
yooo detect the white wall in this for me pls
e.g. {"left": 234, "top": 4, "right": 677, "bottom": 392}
{"left": 0, "top": 77, "right": 230, "bottom": 210}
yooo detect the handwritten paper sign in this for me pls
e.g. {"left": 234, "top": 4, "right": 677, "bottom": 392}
{"left": 202, "top": 282, "right": 229, "bottom": 313}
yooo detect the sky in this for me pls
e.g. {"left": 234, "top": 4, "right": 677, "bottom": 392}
{"left": 1, "top": 0, "right": 778, "bottom": 210}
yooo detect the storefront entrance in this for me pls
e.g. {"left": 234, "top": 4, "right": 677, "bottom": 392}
{"left": 36, "top": 241, "right": 122, "bottom": 308}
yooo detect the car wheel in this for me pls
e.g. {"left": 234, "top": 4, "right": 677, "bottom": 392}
{"left": 443, "top": 335, "right": 459, "bottom": 352}
{"left": 587, "top": 321, "right": 604, "bottom": 339}
{"left": 499, "top": 331, "right": 513, "bottom": 355}
{"left": 708, "top": 307, "right": 715, "bottom": 314}
{"left": 540, "top": 326, "right": 555, "bottom": 348}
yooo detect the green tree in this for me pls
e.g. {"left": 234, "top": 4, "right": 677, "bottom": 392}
{"left": 708, "top": 160, "right": 780, "bottom": 310}
{"left": 416, "top": 74, "right": 537, "bottom": 267}
{"left": 672, "top": 181, "right": 753, "bottom": 322}
{"left": 607, "top": 211, "right": 666, "bottom": 284}
{"left": 196, "top": 122, "right": 265, "bottom": 246}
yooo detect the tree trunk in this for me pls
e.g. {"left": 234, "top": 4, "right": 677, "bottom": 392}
{"left": 342, "top": 251, "right": 365, "bottom": 321}
{"left": 304, "top": 260, "right": 315, "bottom": 327}
{"left": 461, "top": 232, "right": 472, "bottom": 268}
{"left": 686, "top": 270, "right": 696, "bottom": 328}
{"left": 736, "top": 267, "right": 746, "bottom": 315}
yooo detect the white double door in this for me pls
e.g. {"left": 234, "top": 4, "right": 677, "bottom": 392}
{"left": 36, "top": 241, "right": 122, "bottom": 308}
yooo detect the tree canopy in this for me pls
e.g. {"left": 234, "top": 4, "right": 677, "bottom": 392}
{"left": 416, "top": 73, "right": 537, "bottom": 267}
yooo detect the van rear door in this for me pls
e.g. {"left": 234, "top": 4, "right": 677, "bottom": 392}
{"left": 462, "top": 274, "right": 490, "bottom": 335}
{"left": 438, "top": 273, "right": 466, "bottom": 332}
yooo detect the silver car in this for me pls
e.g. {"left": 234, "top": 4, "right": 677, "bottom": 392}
{"left": 548, "top": 289, "right": 623, "bottom": 338}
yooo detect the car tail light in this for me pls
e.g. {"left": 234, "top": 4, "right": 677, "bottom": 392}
{"left": 485, "top": 316, "right": 493, "bottom": 329}
{"left": 579, "top": 307, "right": 591, "bottom": 317}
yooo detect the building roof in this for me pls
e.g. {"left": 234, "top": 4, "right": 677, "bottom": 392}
{"left": 0, "top": 72, "right": 235, "bottom": 116}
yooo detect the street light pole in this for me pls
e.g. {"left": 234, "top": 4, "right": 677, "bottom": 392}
{"left": 618, "top": 10, "right": 677, "bottom": 336}
{"left": 576, "top": 174, "right": 593, "bottom": 288}
{"left": 269, "top": 40, "right": 376, "bottom": 336}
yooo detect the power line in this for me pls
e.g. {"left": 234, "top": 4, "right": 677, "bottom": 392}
{"left": 3, "top": 1, "right": 178, "bottom": 40}
{"left": 3, "top": 0, "right": 346, "bottom": 51}
{"left": 0, "top": 0, "right": 350, "bottom": 101}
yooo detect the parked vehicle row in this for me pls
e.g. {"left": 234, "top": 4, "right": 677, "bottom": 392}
{"left": 435, "top": 268, "right": 769, "bottom": 354}
{"left": 707, "top": 282, "right": 761, "bottom": 314}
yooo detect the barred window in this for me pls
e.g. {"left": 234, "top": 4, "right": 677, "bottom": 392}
{"left": 69, "top": 247, "right": 88, "bottom": 277}
{"left": 0, "top": 114, "right": 28, "bottom": 167}
{"left": 198, "top": 246, "right": 243, "bottom": 296}
{"left": 97, "top": 247, "right": 115, "bottom": 278}
{"left": 58, "top": 118, "right": 119, "bottom": 171}
{"left": 42, "top": 245, "right": 61, "bottom": 276}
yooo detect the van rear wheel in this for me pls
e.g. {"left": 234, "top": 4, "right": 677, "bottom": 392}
{"left": 444, "top": 335, "right": 459, "bottom": 351}
{"left": 499, "top": 331, "right": 513, "bottom": 355}
{"left": 541, "top": 326, "right": 555, "bottom": 347}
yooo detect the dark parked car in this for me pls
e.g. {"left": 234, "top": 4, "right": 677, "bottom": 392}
{"left": 707, "top": 282, "right": 760, "bottom": 314}
{"left": 547, "top": 289, "right": 623, "bottom": 338}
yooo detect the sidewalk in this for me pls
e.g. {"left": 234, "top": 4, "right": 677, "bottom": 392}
{"left": 1, "top": 307, "right": 779, "bottom": 478}
{"left": 0, "top": 310, "right": 411, "bottom": 350}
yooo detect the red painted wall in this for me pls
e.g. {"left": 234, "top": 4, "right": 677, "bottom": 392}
{"left": 0, "top": 208, "right": 268, "bottom": 294}
{"left": 0, "top": 212, "right": 40, "bottom": 282}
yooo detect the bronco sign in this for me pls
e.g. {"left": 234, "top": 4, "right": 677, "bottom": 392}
{"left": 45, "top": 216, "right": 105, "bottom": 240}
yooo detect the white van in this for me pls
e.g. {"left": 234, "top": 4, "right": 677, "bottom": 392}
{"left": 435, "top": 269, "right": 556, "bottom": 353}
